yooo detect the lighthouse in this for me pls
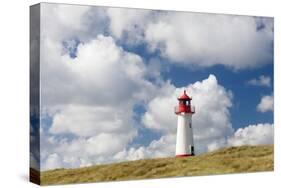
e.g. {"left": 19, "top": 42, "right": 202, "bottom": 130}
{"left": 175, "top": 90, "right": 195, "bottom": 157}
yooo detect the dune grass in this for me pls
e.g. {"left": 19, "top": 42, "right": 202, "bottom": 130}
{"left": 40, "top": 145, "right": 273, "bottom": 185}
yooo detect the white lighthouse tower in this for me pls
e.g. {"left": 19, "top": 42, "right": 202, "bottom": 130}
{"left": 175, "top": 90, "right": 195, "bottom": 157}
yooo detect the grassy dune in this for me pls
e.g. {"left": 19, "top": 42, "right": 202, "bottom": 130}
{"left": 40, "top": 145, "right": 273, "bottom": 185}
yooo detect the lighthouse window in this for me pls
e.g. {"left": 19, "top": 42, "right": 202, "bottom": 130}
{"left": 179, "top": 101, "right": 185, "bottom": 105}
{"left": 189, "top": 123, "right": 192, "bottom": 128}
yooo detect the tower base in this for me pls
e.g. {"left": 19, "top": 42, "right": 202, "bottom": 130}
{"left": 175, "top": 154, "right": 194, "bottom": 158}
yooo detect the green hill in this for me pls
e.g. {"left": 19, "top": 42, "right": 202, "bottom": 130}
{"left": 40, "top": 145, "right": 273, "bottom": 185}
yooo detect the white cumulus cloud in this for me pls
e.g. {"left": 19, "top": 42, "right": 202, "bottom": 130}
{"left": 227, "top": 123, "right": 274, "bottom": 146}
{"left": 40, "top": 35, "right": 158, "bottom": 108}
{"left": 43, "top": 153, "right": 63, "bottom": 170}
{"left": 107, "top": 8, "right": 151, "bottom": 44}
{"left": 104, "top": 8, "right": 273, "bottom": 70}
{"left": 41, "top": 4, "right": 273, "bottom": 70}
{"left": 41, "top": 131, "right": 136, "bottom": 170}
{"left": 114, "top": 134, "right": 176, "bottom": 161}
{"left": 38, "top": 28, "right": 156, "bottom": 170}
{"left": 50, "top": 105, "right": 136, "bottom": 138}
{"left": 247, "top": 75, "right": 271, "bottom": 87}
{"left": 141, "top": 74, "right": 234, "bottom": 155}
{"left": 144, "top": 14, "right": 273, "bottom": 70}
{"left": 257, "top": 94, "right": 274, "bottom": 112}
{"left": 39, "top": 34, "right": 159, "bottom": 170}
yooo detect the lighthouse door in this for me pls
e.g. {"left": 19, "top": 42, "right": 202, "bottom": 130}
{"left": 191, "top": 146, "right": 194, "bottom": 156}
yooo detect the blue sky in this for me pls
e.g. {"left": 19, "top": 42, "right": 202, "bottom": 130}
{"left": 30, "top": 3, "right": 274, "bottom": 170}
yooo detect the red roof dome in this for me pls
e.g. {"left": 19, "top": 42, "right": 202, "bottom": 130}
{"left": 178, "top": 90, "right": 191, "bottom": 100}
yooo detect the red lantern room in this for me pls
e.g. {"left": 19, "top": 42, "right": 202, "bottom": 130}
{"left": 175, "top": 90, "right": 195, "bottom": 114}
